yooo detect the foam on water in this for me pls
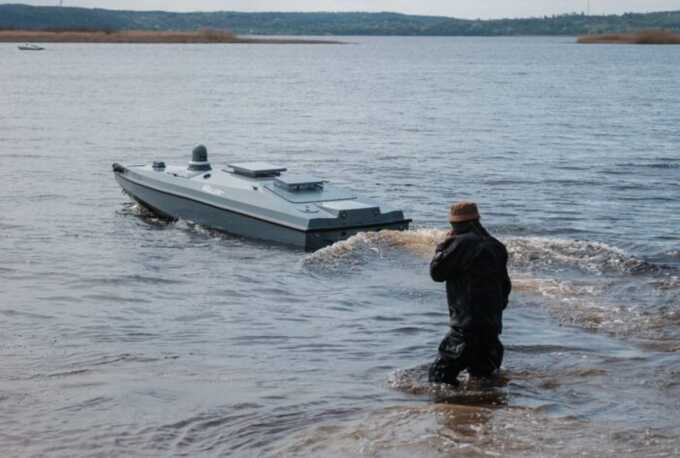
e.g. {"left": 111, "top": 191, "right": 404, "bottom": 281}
{"left": 305, "top": 229, "right": 668, "bottom": 277}
{"left": 303, "top": 229, "right": 680, "bottom": 343}
{"left": 387, "top": 364, "right": 510, "bottom": 404}
{"left": 115, "top": 216, "right": 680, "bottom": 341}
{"left": 302, "top": 228, "right": 446, "bottom": 269}
{"left": 506, "top": 237, "right": 662, "bottom": 275}
{"left": 122, "top": 202, "right": 672, "bottom": 282}
{"left": 117, "top": 202, "right": 172, "bottom": 227}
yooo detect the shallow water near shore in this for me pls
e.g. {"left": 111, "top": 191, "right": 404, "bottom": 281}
{"left": 1, "top": 37, "right": 680, "bottom": 457}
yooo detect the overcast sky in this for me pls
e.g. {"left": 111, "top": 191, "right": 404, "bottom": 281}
{"left": 11, "top": 1, "right": 680, "bottom": 19}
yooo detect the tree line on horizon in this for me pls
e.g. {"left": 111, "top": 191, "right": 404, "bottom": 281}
{"left": 1, "top": 4, "right": 679, "bottom": 36}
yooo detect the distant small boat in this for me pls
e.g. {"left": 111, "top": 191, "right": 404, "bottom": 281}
{"left": 18, "top": 43, "right": 45, "bottom": 51}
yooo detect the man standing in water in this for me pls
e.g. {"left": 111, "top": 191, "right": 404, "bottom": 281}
{"left": 429, "top": 202, "right": 511, "bottom": 385}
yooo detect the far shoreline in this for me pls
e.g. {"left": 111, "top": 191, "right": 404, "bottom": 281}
{"left": 1, "top": 29, "right": 344, "bottom": 44}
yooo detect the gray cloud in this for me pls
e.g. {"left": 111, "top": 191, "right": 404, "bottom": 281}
{"left": 11, "top": 0, "right": 680, "bottom": 19}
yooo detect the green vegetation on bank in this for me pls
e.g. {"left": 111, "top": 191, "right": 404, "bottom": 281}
{"left": 1, "top": 4, "right": 680, "bottom": 36}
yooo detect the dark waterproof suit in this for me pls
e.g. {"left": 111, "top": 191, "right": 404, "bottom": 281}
{"left": 429, "top": 223, "right": 511, "bottom": 384}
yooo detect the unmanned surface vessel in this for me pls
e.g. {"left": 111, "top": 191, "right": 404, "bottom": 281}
{"left": 113, "top": 145, "right": 411, "bottom": 250}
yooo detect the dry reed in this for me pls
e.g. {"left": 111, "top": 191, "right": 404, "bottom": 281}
{"left": 578, "top": 29, "right": 680, "bottom": 44}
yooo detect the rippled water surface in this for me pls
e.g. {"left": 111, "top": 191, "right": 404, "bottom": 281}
{"left": 1, "top": 37, "right": 679, "bottom": 457}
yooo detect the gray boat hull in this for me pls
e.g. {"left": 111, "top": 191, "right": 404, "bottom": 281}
{"left": 115, "top": 171, "right": 409, "bottom": 251}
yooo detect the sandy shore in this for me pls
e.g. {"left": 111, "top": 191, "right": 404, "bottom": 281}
{"left": 578, "top": 30, "right": 680, "bottom": 44}
{"left": 1, "top": 29, "right": 343, "bottom": 44}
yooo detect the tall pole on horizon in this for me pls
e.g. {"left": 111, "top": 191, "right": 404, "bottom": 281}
{"left": 587, "top": 0, "right": 591, "bottom": 15}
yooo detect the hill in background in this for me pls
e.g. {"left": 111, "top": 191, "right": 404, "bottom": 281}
{"left": 1, "top": 4, "right": 680, "bottom": 36}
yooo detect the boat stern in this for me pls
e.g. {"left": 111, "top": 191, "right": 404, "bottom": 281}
{"left": 304, "top": 218, "right": 411, "bottom": 251}
{"left": 304, "top": 200, "right": 411, "bottom": 250}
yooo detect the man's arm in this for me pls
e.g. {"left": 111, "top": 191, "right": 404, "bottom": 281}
{"left": 430, "top": 235, "right": 469, "bottom": 282}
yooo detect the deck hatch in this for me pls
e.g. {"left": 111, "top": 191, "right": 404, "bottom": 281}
{"left": 227, "top": 162, "right": 287, "bottom": 178}
{"left": 274, "top": 175, "right": 325, "bottom": 192}
{"left": 264, "top": 182, "right": 356, "bottom": 204}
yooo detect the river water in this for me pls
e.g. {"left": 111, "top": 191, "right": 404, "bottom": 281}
{"left": 1, "top": 37, "right": 679, "bottom": 457}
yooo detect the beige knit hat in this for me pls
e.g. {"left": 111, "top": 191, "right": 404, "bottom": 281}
{"left": 449, "top": 201, "right": 480, "bottom": 223}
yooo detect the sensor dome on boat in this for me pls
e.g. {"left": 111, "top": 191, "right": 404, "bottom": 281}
{"left": 188, "top": 145, "right": 211, "bottom": 171}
